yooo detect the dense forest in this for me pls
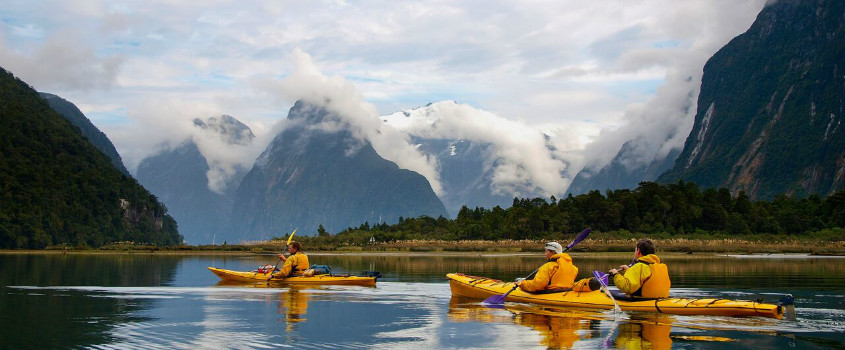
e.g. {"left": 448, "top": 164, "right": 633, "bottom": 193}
{"left": 0, "top": 67, "right": 182, "bottom": 249}
{"left": 304, "top": 181, "right": 844, "bottom": 245}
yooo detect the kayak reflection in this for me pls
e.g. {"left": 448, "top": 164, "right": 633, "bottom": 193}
{"left": 214, "top": 281, "right": 312, "bottom": 332}
{"left": 278, "top": 287, "right": 309, "bottom": 332}
{"left": 612, "top": 315, "right": 674, "bottom": 350}
{"left": 518, "top": 310, "right": 596, "bottom": 349}
{"left": 448, "top": 296, "right": 674, "bottom": 350}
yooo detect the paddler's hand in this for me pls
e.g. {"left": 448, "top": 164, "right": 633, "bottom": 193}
{"left": 278, "top": 254, "right": 287, "bottom": 261}
{"left": 609, "top": 268, "right": 619, "bottom": 276}
{"left": 617, "top": 265, "right": 629, "bottom": 273}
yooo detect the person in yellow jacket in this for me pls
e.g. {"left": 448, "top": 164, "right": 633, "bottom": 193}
{"left": 274, "top": 241, "right": 310, "bottom": 278}
{"left": 609, "top": 239, "right": 671, "bottom": 298}
{"left": 518, "top": 242, "right": 579, "bottom": 292}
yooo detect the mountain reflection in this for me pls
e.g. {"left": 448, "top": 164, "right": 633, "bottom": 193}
{"left": 0, "top": 254, "right": 180, "bottom": 350}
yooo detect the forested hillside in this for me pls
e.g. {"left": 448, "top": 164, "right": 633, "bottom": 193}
{"left": 0, "top": 67, "right": 182, "bottom": 249}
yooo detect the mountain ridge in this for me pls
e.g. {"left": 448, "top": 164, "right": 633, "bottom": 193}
{"left": 657, "top": 0, "right": 845, "bottom": 199}
{"left": 232, "top": 100, "right": 449, "bottom": 239}
{"left": 39, "top": 92, "right": 131, "bottom": 176}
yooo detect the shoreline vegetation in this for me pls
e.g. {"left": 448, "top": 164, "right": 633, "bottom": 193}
{"left": 6, "top": 229, "right": 843, "bottom": 256}
{"left": 4, "top": 179, "right": 843, "bottom": 252}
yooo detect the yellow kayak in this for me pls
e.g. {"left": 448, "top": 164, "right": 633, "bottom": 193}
{"left": 208, "top": 267, "right": 378, "bottom": 286}
{"left": 447, "top": 273, "right": 787, "bottom": 319}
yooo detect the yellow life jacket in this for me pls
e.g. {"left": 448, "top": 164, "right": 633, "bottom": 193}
{"left": 292, "top": 252, "right": 310, "bottom": 274}
{"left": 520, "top": 253, "right": 579, "bottom": 292}
{"left": 548, "top": 253, "right": 578, "bottom": 289}
{"left": 638, "top": 255, "right": 671, "bottom": 298}
{"left": 279, "top": 252, "right": 310, "bottom": 277}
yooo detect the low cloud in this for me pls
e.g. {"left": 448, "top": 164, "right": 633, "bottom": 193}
{"left": 579, "top": 67, "right": 700, "bottom": 174}
{"left": 252, "top": 49, "right": 443, "bottom": 194}
{"left": 0, "top": 32, "right": 122, "bottom": 91}
{"left": 384, "top": 101, "right": 571, "bottom": 198}
{"left": 573, "top": 0, "right": 767, "bottom": 176}
{"left": 109, "top": 99, "right": 272, "bottom": 194}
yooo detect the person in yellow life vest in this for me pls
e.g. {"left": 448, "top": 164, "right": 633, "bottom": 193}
{"left": 609, "top": 239, "right": 671, "bottom": 298}
{"left": 518, "top": 242, "right": 579, "bottom": 292}
{"left": 274, "top": 241, "right": 310, "bottom": 278}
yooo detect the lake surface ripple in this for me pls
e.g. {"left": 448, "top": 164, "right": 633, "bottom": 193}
{"left": 1, "top": 253, "right": 842, "bottom": 349}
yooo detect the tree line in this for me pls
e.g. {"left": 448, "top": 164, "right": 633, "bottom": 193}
{"left": 303, "top": 181, "right": 844, "bottom": 245}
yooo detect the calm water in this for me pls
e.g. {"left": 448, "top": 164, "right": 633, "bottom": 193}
{"left": 0, "top": 252, "right": 843, "bottom": 350}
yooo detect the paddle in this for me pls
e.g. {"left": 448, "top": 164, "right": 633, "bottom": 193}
{"left": 482, "top": 228, "right": 592, "bottom": 306}
{"left": 267, "top": 229, "right": 297, "bottom": 283}
{"left": 593, "top": 270, "right": 622, "bottom": 313}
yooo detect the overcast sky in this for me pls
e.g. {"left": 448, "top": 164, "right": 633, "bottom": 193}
{"left": 0, "top": 0, "right": 767, "bottom": 188}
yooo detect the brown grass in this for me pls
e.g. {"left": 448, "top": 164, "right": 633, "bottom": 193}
{"left": 12, "top": 235, "right": 841, "bottom": 256}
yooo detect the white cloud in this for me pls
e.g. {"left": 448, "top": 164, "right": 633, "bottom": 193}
{"left": 0, "top": 32, "right": 123, "bottom": 91}
{"left": 384, "top": 101, "right": 569, "bottom": 197}
{"left": 252, "top": 49, "right": 443, "bottom": 194}
{"left": 577, "top": 0, "right": 768, "bottom": 174}
{"left": 0, "top": 0, "right": 768, "bottom": 194}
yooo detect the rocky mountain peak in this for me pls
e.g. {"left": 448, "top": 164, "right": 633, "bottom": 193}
{"left": 192, "top": 114, "right": 255, "bottom": 146}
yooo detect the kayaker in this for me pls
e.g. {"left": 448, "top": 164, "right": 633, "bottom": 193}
{"left": 274, "top": 241, "right": 310, "bottom": 278}
{"left": 518, "top": 242, "right": 579, "bottom": 292}
{"left": 608, "top": 238, "right": 671, "bottom": 298}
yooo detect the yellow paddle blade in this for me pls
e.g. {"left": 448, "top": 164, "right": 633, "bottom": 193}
{"left": 286, "top": 229, "right": 297, "bottom": 245}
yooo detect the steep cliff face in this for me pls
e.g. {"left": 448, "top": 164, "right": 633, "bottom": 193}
{"left": 659, "top": 0, "right": 844, "bottom": 199}
{"left": 231, "top": 101, "right": 448, "bottom": 239}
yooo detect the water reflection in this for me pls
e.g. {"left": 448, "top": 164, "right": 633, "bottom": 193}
{"left": 449, "top": 295, "right": 788, "bottom": 350}
{"left": 1, "top": 253, "right": 842, "bottom": 350}
{"left": 0, "top": 254, "right": 181, "bottom": 350}
{"left": 278, "top": 287, "right": 309, "bottom": 331}
{"left": 449, "top": 296, "right": 609, "bottom": 349}
{"left": 0, "top": 253, "right": 181, "bottom": 286}
{"left": 612, "top": 316, "right": 674, "bottom": 350}
{"left": 211, "top": 281, "right": 313, "bottom": 331}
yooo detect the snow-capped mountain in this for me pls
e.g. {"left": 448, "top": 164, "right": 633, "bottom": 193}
{"left": 382, "top": 101, "right": 562, "bottom": 216}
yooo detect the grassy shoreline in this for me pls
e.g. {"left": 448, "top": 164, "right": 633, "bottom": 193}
{"left": 5, "top": 236, "right": 843, "bottom": 256}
